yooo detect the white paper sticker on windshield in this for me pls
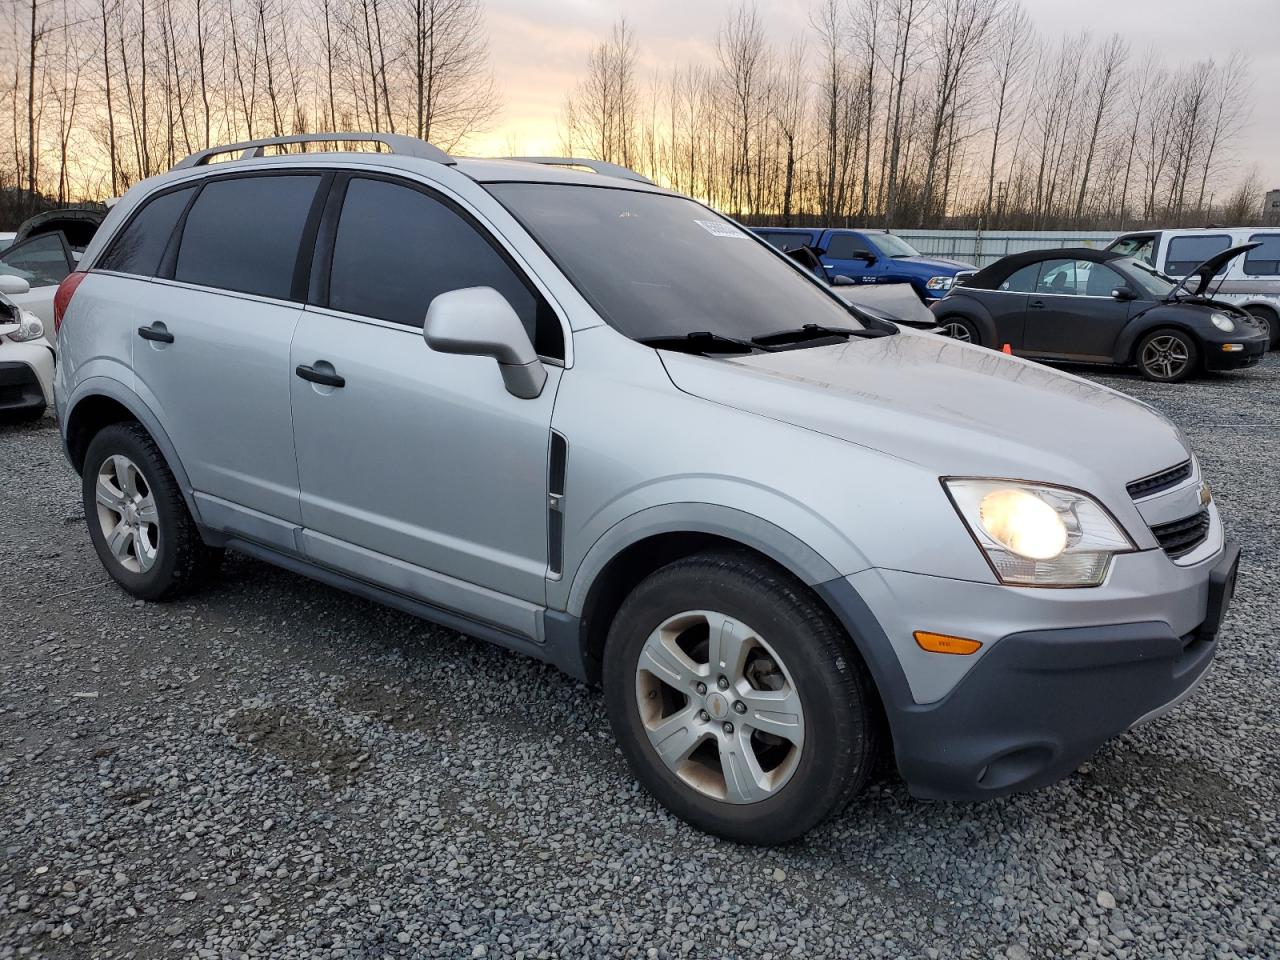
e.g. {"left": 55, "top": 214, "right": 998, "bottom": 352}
{"left": 694, "top": 219, "right": 745, "bottom": 238}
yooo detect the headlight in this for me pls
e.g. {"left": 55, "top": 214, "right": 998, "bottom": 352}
{"left": 944, "top": 479, "right": 1135, "bottom": 587}
{"left": 925, "top": 276, "right": 953, "bottom": 291}
{"left": 1210, "top": 312, "right": 1235, "bottom": 333}
{"left": 5, "top": 309, "right": 44, "bottom": 343}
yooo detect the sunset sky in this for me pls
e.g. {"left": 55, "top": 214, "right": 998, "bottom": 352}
{"left": 470, "top": 0, "right": 1280, "bottom": 192}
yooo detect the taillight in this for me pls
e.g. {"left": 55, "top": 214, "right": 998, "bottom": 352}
{"left": 54, "top": 271, "right": 88, "bottom": 333}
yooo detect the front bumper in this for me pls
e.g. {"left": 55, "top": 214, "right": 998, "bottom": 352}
{"left": 1202, "top": 334, "right": 1267, "bottom": 371}
{"left": 0, "top": 348, "right": 54, "bottom": 415}
{"left": 818, "top": 541, "right": 1238, "bottom": 801}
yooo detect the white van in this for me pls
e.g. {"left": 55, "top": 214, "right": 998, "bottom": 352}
{"left": 1107, "top": 228, "right": 1280, "bottom": 348}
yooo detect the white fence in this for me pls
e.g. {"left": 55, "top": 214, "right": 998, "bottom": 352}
{"left": 894, "top": 229, "right": 1119, "bottom": 267}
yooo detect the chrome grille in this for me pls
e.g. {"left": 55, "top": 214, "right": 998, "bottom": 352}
{"left": 1150, "top": 510, "right": 1210, "bottom": 559}
{"left": 1127, "top": 461, "right": 1192, "bottom": 500}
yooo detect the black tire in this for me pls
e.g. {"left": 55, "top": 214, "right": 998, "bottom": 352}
{"left": 937, "top": 314, "right": 981, "bottom": 346}
{"left": 1245, "top": 306, "right": 1279, "bottom": 350}
{"left": 602, "top": 550, "right": 881, "bottom": 844}
{"left": 1135, "top": 327, "right": 1199, "bottom": 383}
{"left": 82, "top": 422, "right": 222, "bottom": 601}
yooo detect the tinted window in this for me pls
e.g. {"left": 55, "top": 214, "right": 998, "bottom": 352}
{"left": 1165, "top": 234, "right": 1230, "bottom": 277}
{"left": 1083, "top": 262, "right": 1124, "bottom": 297}
{"left": 328, "top": 177, "right": 562, "bottom": 357}
{"left": 99, "top": 186, "right": 195, "bottom": 276}
{"left": 826, "top": 234, "right": 872, "bottom": 259}
{"left": 0, "top": 234, "right": 72, "bottom": 287}
{"left": 1244, "top": 234, "right": 1280, "bottom": 276}
{"left": 489, "top": 183, "right": 865, "bottom": 342}
{"left": 1035, "top": 259, "right": 1078, "bottom": 294}
{"left": 762, "top": 232, "right": 811, "bottom": 253}
{"left": 999, "top": 263, "right": 1040, "bottom": 293}
{"left": 175, "top": 175, "right": 320, "bottom": 299}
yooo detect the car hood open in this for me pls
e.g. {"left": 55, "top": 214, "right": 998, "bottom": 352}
{"left": 1171, "top": 242, "right": 1261, "bottom": 298}
{"left": 659, "top": 331, "right": 1188, "bottom": 488}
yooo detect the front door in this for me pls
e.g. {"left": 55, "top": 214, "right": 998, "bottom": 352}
{"left": 1022, "top": 259, "right": 1132, "bottom": 360}
{"left": 289, "top": 174, "right": 565, "bottom": 608}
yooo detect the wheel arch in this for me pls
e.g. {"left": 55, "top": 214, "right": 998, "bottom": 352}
{"left": 1116, "top": 315, "right": 1205, "bottom": 365}
{"left": 63, "top": 378, "right": 204, "bottom": 525}
{"left": 931, "top": 296, "right": 996, "bottom": 346}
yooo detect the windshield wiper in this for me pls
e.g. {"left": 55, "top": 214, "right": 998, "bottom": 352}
{"left": 750, "top": 323, "right": 891, "bottom": 348}
{"left": 636, "top": 331, "right": 756, "bottom": 355}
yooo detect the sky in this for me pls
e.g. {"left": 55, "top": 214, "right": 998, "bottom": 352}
{"left": 470, "top": 0, "right": 1280, "bottom": 193}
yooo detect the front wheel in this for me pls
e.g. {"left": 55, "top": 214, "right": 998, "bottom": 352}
{"left": 1136, "top": 328, "right": 1199, "bottom": 383}
{"left": 938, "top": 315, "right": 981, "bottom": 345}
{"left": 602, "top": 551, "right": 881, "bottom": 844}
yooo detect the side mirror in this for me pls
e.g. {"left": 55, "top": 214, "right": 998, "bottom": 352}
{"left": 0, "top": 274, "right": 30, "bottom": 296}
{"left": 855, "top": 251, "right": 878, "bottom": 263}
{"left": 424, "top": 287, "right": 547, "bottom": 399}
{"left": 832, "top": 275, "right": 857, "bottom": 286}
{"left": 1111, "top": 285, "right": 1138, "bottom": 302}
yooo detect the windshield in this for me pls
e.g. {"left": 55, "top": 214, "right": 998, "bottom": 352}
{"left": 873, "top": 233, "right": 920, "bottom": 258}
{"left": 487, "top": 183, "right": 864, "bottom": 342}
{"left": 1122, "top": 258, "right": 1179, "bottom": 299}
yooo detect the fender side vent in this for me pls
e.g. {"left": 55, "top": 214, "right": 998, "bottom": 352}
{"left": 548, "top": 431, "right": 567, "bottom": 577}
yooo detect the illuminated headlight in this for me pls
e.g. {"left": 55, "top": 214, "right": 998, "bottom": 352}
{"left": 1210, "top": 312, "right": 1235, "bottom": 333}
{"left": 944, "top": 479, "right": 1135, "bottom": 586}
{"left": 5, "top": 309, "right": 44, "bottom": 343}
{"left": 925, "top": 276, "right": 954, "bottom": 291}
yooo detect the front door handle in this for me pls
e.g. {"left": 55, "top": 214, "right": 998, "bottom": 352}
{"left": 137, "top": 323, "right": 175, "bottom": 343}
{"left": 295, "top": 363, "right": 345, "bottom": 388}
{"left": 1028, "top": 299, "right": 1046, "bottom": 310}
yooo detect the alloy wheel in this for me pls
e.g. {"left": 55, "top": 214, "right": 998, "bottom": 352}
{"left": 95, "top": 454, "right": 159, "bottom": 573}
{"left": 634, "top": 610, "right": 804, "bottom": 804}
{"left": 941, "top": 321, "right": 972, "bottom": 342}
{"left": 1140, "top": 335, "right": 1191, "bottom": 380}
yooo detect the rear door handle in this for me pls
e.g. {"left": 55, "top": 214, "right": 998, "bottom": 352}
{"left": 295, "top": 363, "right": 345, "bottom": 388}
{"left": 137, "top": 323, "right": 174, "bottom": 343}
{"left": 1028, "top": 299, "right": 1046, "bottom": 310}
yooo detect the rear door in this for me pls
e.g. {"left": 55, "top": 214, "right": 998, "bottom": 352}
{"left": 1022, "top": 259, "right": 1132, "bottom": 359}
{"left": 289, "top": 173, "right": 564, "bottom": 612}
{"left": 128, "top": 172, "right": 325, "bottom": 533}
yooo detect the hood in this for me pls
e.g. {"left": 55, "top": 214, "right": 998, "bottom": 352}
{"left": 897, "top": 255, "right": 975, "bottom": 273}
{"left": 1171, "top": 242, "right": 1260, "bottom": 299}
{"left": 660, "top": 331, "right": 1188, "bottom": 489}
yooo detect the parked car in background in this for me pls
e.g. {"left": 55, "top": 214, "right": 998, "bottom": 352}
{"left": 0, "top": 285, "right": 54, "bottom": 421}
{"left": 932, "top": 246, "right": 1268, "bottom": 382}
{"left": 0, "top": 206, "right": 106, "bottom": 336}
{"left": 781, "top": 244, "right": 942, "bottom": 332}
{"left": 755, "top": 226, "right": 975, "bottom": 303}
{"left": 1107, "top": 227, "right": 1280, "bottom": 348}
{"left": 56, "top": 133, "right": 1236, "bottom": 844}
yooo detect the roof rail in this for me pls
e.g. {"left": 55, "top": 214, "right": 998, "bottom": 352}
{"left": 506, "top": 157, "right": 654, "bottom": 186}
{"left": 175, "top": 132, "right": 454, "bottom": 169}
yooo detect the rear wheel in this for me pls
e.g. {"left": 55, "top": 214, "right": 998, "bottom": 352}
{"left": 1136, "top": 328, "right": 1199, "bottom": 383}
{"left": 83, "top": 422, "right": 222, "bottom": 600}
{"left": 938, "top": 315, "right": 980, "bottom": 345}
{"left": 603, "top": 551, "right": 881, "bottom": 844}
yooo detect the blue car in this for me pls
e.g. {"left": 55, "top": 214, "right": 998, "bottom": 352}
{"left": 754, "top": 227, "right": 976, "bottom": 303}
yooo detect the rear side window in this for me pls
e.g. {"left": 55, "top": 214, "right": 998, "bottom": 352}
{"left": 1244, "top": 234, "right": 1280, "bottom": 276}
{"left": 1165, "top": 234, "right": 1230, "bottom": 277}
{"left": 175, "top": 175, "right": 320, "bottom": 299}
{"left": 763, "top": 232, "right": 811, "bottom": 253}
{"left": 826, "top": 234, "right": 872, "bottom": 259}
{"left": 98, "top": 186, "right": 195, "bottom": 276}
{"left": 327, "top": 177, "right": 562, "bottom": 358}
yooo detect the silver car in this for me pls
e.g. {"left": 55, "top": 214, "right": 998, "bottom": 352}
{"left": 54, "top": 133, "right": 1238, "bottom": 844}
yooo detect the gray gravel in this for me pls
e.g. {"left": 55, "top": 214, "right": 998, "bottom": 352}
{"left": 2, "top": 359, "right": 1279, "bottom": 960}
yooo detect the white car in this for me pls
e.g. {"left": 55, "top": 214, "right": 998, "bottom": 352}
{"left": 0, "top": 283, "right": 54, "bottom": 421}
{"left": 0, "top": 207, "right": 106, "bottom": 339}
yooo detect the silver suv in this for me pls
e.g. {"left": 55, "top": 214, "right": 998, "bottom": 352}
{"left": 54, "top": 133, "right": 1238, "bottom": 844}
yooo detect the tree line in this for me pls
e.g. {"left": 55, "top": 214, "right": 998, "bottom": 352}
{"left": 0, "top": 0, "right": 1262, "bottom": 231}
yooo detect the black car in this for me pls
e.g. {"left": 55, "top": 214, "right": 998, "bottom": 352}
{"left": 931, "top": 245, "right": 1269, "bottom": 382}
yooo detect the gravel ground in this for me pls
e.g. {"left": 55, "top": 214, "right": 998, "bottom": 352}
{"left": 1, "top": 360, "right": 1278, "bottom": 960}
